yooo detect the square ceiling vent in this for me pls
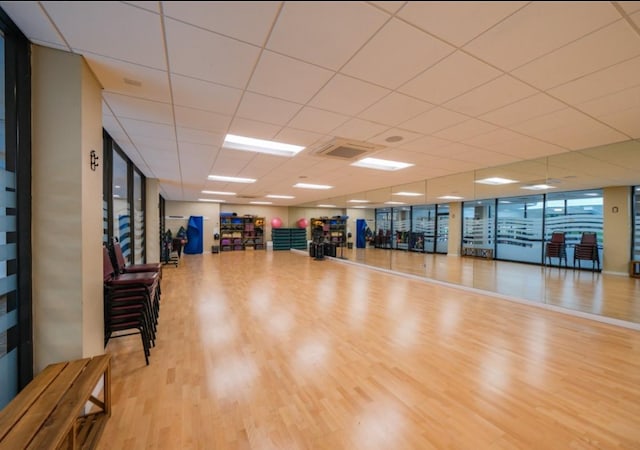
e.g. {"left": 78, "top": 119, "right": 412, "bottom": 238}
{"left": 312, "top": 138, "right": 385, "bottom": 160}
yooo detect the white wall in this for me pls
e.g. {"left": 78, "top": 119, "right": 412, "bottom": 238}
{"left": 165, "top": 201, "right": 220, "bottom": 251}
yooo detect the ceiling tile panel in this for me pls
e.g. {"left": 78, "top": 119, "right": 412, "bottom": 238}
{"left": 174, "top": 106, "right": 232, "bottom": 134}
{"left": 547, "top": 55, "right": 640, "bottom": 104}
{"left": 463, "top": 129, "right": 568, "bottom": 159}
{"left": 227, "top": 118, "right": 282, "bottom": 140}
{"left": 176, "top": 128, "right": 225, "bottom": 147}
{"left": 370, "top": 2, "right": 405, "bottom": 14}
{"left": 266, "top": 2, "right": 390, "bottom": 70}
{"left": 367, "top": 128, "right": 423, "bottom": 148}
{"left": 463, "top": 1, "right": 621, "bottom": 71}
{"left": 103, "top": 93, "right": 173, "bottom": 125}
{"left": 512, "top": 20, "right": 640, "bottom": 90}
{"left": 120, "top": 118, "right": 176, "bottom": 141}
{"left": 248, "top": 51, "right": 335, "bottom": 104}
{"left": 397, "top": 135, "right": 455, "bottom": 154}
{"left": 399, "top": 1, "right": 527, "bottom": 47}
{"left": 341, "top": 18, "right": 455, "bottom": 89}
{"left": 236, "top": 92, "right": 302, "bottom": 125}
{"left": 576, "top": 85, "right": 640, "bottom": 138}
{"left": 617, "top": 2, "right": 640, "bottom": 14}
{"left": 329, "top": 119, "right": 390, "bottom": 141}
{"left": 287, "top": 107, "right": 350, "bottom": 135}
{"left": 163, "top": 1, "right": 280, "bottom": 46}
{"left": 165, "top": 17, "right": 261, "bottom": 88}
{"left": 171, "top": 74, "right": 242, "bottom": 115}
{"left": 309, "top": 74, "right": 391, "bottom": 116}
{"left": 398, "top": 50, "right": 502, "bottom": 104}
{"left": 273, "top": 128, "right": 324, "bottom": 148}
{"left": 44, "top": 2, "right": 166, "bottom": 69}
{"left": 399, "top": 107, "right": 469, "bottom": 134}
{"left": 359, "top": 93, "right": 435, "bottom": 127}
{"left": 444, "top": 75, "right": 538, "bottom": 116}
{"left": 479, "top": 93, "right": 567, "bottom": 127}
{"left": 0, "top": 1, "right": 67, "bottom": 49}
{"left": 433, "top": 119, "right": 498, "bottom": 142}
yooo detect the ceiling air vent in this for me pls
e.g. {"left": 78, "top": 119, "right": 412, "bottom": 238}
{"left": 236, "top": 195, "right": 259, "bottom": 199}
{"left": 313, "top": 138, "right": 385, "bottom": 160}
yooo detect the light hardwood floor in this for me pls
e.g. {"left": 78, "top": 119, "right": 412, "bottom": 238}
{"left": 98, "top": 250, "right": 640, "bottom": 449}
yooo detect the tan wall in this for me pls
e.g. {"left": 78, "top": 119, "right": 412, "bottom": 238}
{"left": 447, "top": 202, "right": 462, "bottom": 256}
{"left": 145, "top": 179, "right": 160, "bottom": 262}
{"left": 32, "top": 45, "right": 104, "bottom": 372}
{"left": 164, "top": 201, "right": 220, "bottom": 251}
{"left": 603, "top": 186, "right": 631, "bottom": 274}
{"left": 224, "top": 204, "right": 290, "bottom": 244}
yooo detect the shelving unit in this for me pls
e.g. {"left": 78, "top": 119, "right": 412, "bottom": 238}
{"left": 311, "top": 216, "right": 347, "bottom": 248}
{"left": 272, "top": 228, "right": 307, "bottom": 250}
{"left": 220, "top": 215, "right": 265, "bottom": 251}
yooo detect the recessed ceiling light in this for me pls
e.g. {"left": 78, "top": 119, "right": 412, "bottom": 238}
{"left": 475, "top": 177, "right": 518, "bottom": 185}
{"left": 348, "top": 199, "right": 369, "bottom": 203}
{"left": 385, "top": 135, "right": 403, "bottom": 143}
{"left": 393, "top": 192, "right": 422, "bottom": 197}
{"left": 438, "top": 195, "right": 464, "bottom": 200}
{"left": 223, "top": 134, "right": 305, "bottom": 157}
{"left": 521, "top": 184, "right": 556, "bottom": 190}
{"left": 353, "top": 206, "right": 367, "bottom": 209}
{"left": 266, "top": 194, "right": 295, "bottom": 199}
{"left": 293, "top": 183, "right": 333, "bottom": 190}
{"left": 317, "top": 204, "right": 336, "bottom": 208}
{"left": 250, "top": 201, "right": 272, "bottom": 205}
{"left": 201, "top": 190, "right": 236, "bottom": 195}
{"left": 351, "top": 157, "right": 413, "bottom": 171}
{"left": 385, "top": 201, "right": 406, "bottom": 205}
{"left": 584, "top": 192, "right": 599, "bottom": 196}
{"left": 208, "top": 175, "right": 256, "bottom": 183}
{"left": 198, "top": 198, "right": 226, "bottom": 202}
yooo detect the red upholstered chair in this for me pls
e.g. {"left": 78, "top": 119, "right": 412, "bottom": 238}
{"left": 110, "top": 239, "right": 162, "bottom": 277}
{"left": 573, "top": 232, "right": 600, "bottom": 271}
{"left": 545, "top": 232, "right": 567, "bottom": 267}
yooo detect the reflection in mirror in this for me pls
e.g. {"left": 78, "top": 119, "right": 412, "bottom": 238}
{"left": 309, "top": 140, "right": 640, "bottom": 324}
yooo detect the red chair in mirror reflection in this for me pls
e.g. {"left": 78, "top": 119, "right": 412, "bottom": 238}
{"left": 103, "top": 245, "right": 161, "bottom": 365}
{"left": 573, "top": 232, "right": 601, "bottom": 271}
{"left": 545, "top": 231, "right": 567, "bottom": 267}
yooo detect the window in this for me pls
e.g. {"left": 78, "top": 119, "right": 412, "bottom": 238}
{"left": 133, "top": 169, "right": 145, "bottom": 264}
{"left": 463, "top": 199, "right": 495, "bottom": 252}
{"left": 633, "top": 187, "right": 640, "bottom": 259}
{"left": 375, "top": 208, "right": 391, "bottom": 249}
{"left": 112, "top": 148, "right": 130, "bottom": 264}
{"left": 392, "top": 207, "right": 410, "bottom": 250}
{"left": 496, "top": 195, "right": 544, "bottom": 264}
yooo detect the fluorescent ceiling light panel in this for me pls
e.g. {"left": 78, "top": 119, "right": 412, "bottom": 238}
{"left": 438, "top": 195, "right": 464, "bottom": 200}
{"left": 198, "top": 198, "right": 226, "bottom": 202}
{"left": 201, "top": 190, "right": 236, "bottom": 195}
{"left": 385, "top": 201, "right": 406, "bottom": 205}
{"left": 521, "top": 184, "right": 556, "bottom": 190}
{"left": 250, "top": 201, "right": 272, "bottom": 205}
{"left": 393, "top": 192, "right": 422, "bottom": 196}
{"left": 317, "top": 204, "right": 336, "bottom": 208}
{"left": 224, "top": 134, "right": 305, "bottom": 157}
{"left": 475, "top": 177, "right": 518, "bottom": 185}
{"left": 293, "top": 183, "right": 333, "bottom": 190}
{"left": 208, "top": 175, "right": 256, "bottom": 183}
{"left": 348, "top": 199, "right": 369, "bottom": 203}
{"left": 351, "top": 157, "right": 414, "bottom": 171}
{"left": 266, "top": 194, "right": 295, "bottom": 199}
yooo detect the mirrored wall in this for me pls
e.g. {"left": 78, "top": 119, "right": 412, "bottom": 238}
{"left": 298, "top": 139, "right": 640, "bottom": 324}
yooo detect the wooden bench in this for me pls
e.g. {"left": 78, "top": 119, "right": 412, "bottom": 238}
{"left": 0, "top": 354, "right": 111, "bottom": 450}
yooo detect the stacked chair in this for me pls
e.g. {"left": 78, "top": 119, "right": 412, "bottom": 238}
{"left": 545, "top": 232, "right": 567, "bottom": 267}
{"left": 103, "top": 243, "right": 161, "bottom": 365}
{"left": 573, "top": 231, "right": 600, "bottom": 271}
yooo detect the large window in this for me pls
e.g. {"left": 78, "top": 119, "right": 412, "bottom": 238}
{"left": 435, "top": 204, "right": 449, "bottom": 254}
{"left": 496, "top": 195, "right": 544, "bottom": 264}
{"left": 0, "top": 9, "right": 31, "bottom": 410}
{"left": 411, "top": 205, "right": 435, "bottom": 252}
{"left": 133, "top": 169, "right": 144, "bottom": 264}
{"left": 112, "top": 148, "right": 130, "bottom": 263}
{"left": 375, "top": 208, "right": 391, "bottom": 249}
{"left": 633, "top": 187, "right": 640, "bottom": 260}
{"left": 463, "top": 199, "right": 495, "bottom": 252}
{"left": 392, "top": 207, "right": 410, "bottom": 250}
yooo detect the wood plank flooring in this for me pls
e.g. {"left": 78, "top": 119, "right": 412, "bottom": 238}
{"left": 97, "top": 250, "right": 640, "bottom": 449}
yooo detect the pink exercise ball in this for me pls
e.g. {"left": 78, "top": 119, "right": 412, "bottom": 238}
{"left": 271, "top": 217, "right": 282, "bottom": 229}
{"left": 297, "top": 218, "right": 309, "bottom": 229}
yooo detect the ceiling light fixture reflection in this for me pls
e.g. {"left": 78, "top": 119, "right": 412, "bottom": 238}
{"left": 223, "top": 134, "right": 305, "bottom": 157}
{"left": 293, "top": 183, "right": 333, "bottom": 190}
{"left": 475, "top": 177, "right": 518, "bottom": 185}
{"left": 208, "top": 175, "right": 256, "bottom": 183}
{"left": 266, "top": 194, "right": 295, "bottom": 199}
{"left": 348, "top": 199, "right": 370, "bottom": 203}
{"left": 385, "top": 201, "right": 406, "bottom": 205}
{"left": 393, "top": 192, "right": 422, "bottom": 196}
{"left": 521, "top": 184, "right": 556, "bottom": 191}
{"left": 198, "top": 198, "right": 226, "bottom": 202}
{"left": 438, "top": 195, "right": 464, "bottom": 200}
{"left": 351, "top": 157, "right": 413, "bottom": 171}
{"left": 201, "top": 190, "right": 236, "bottom": 195}
{"left": 250, "top": 201, "right": 272, "bottom": 205}
{"left": 317, "top": 204, "right": 336, "bottom": 208}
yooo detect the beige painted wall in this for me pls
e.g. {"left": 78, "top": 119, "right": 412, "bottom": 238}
{"left": 32, "top": 45, "right": 104, "bottom": 372}
{"left": 145, "top": 179, "right": 160, "bottom": 262}
{"left": 165, "top": 201, "right": 221, "bottom": 251}
{"left": 447, "top": 202, "right": 462, "bottom": 256}
{"left": 603, "top": 186, "right": 631, "bottom": 274}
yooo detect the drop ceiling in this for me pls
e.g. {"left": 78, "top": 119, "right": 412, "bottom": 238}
{"left": 2, "top": 1, "right": 640, "bottom": 206}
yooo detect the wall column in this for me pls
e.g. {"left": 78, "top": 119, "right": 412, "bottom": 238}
{"left": 32, "top": 45, "right": 104, "bottom": 372}
{"left": 603, "top": 186, "right": 631, "bottom": 275}
{"left": 448, "top": 202, "right": 462, "bottom": 256}
{"left": 145, "top": 178, "right": 160, "bottom": 262}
